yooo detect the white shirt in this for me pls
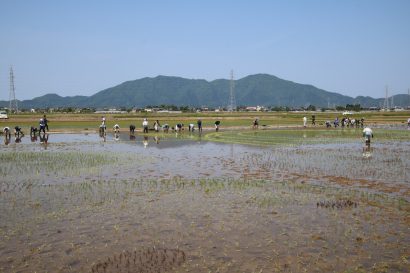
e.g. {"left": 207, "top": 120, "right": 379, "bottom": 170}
{"left": 142, "top": 120, "right": 148, "bottom": 126}
{"left": 363, "top": 127, "right": 373, "bottom": 135}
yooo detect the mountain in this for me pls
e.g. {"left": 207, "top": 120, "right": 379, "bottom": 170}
{"left": 0, "top": 74, "right": 408, "bottom": 109}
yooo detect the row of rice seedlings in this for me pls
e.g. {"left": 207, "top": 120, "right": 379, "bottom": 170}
{"left": 238, "top": 143, "right": 410, "bottom": 187}
{"left": 0, "top": 151, "right": 117, "bottom": 177}
{"left": 2, "top": 173, "right": 407, "bottom": 221}
{"left": 0, "top": 151, "right": 155, "bottom": 193}
{"left": 205, "top": 128, "right": 410, "bottom": 147}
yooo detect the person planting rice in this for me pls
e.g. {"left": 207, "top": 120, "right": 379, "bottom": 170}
{"left": 363, "top": 127, "right": 373, "bottom": 145}
{"left": 175, "top": 123, "right": 183, "bottom": 132}
{"left": 99, "top": 124, "right": 106, "bottom": 135}
{"left": 129, "top": 124, "right": 136, "bottom": 134}
{"left": 408, "top": 117, "right": 410, "bottom": 128}
{"left": 253, "top": 118, "right": 259, "bottom": 129}
{"left": 113, "top": 124, "right": 120, "bottom": 133}
{"left": 14, "top": 126, "right": 23, "bottom": 137}
{"left": 303, "top": 116, "right": 307, "bottom": 128}
{"left": 197, "top": 119, "right": 202, "bottom": 132}
{"left": 154, "top": 120, "right": 160, "bottom": 132}
{"left": 311, "top": 115, "right": 316, "bottom": 125}
{"left": 30, "top": 126, "right": 38, "bottom": 136}
{"left": 188, "top": 123, "right": 195, "bottom": 132}
{"left": 325, "top": 121, "right": 331, "bottom": 128}
{"left": 3, "top": 126, "right": 11, "bottom": 138}
{"left": 334, "top": 117, "right": 339, "bottom": 127}
{"left": 215, "top": 120, "right": 220, "bottom": 131}
{"left": 142, "top": 118, "right": 149, "bottom": 133}
{"left": 162, "top": 124, "right": 169, "bottom": 133}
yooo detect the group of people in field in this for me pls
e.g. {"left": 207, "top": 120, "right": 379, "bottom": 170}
{"left": 2, "top": 115, "right": 49, "bottom": 145}
{"left": 302, "top": 115, "right": 376, "bottom": 144}
{"left": 3, "top": 114, "right": 409, "bottom": 147}
{"left": 99, "top": 117, "right": 221, "bottom": 136}
{"left": 303, "top": 115, "right": 365, "bottom": 129}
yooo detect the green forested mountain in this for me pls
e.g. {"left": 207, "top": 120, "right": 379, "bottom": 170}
{"left": 0, "top": 74, "right": 408, "bottom": 109}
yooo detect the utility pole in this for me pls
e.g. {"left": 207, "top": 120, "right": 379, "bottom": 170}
{"left": 228, "top": 70, "right": 236, "bottom": 112}
{"left": 9, "top": 66, "right": 18, "bottom": 113}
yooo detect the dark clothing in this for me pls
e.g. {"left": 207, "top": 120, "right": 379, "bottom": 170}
{"left": 39, "top": 119, "right": 46, "bottom": 133}
{"left": 197, "top": 120, "right": 202, "bottom": 132}
{"left": 43, "top": 117, "right": 49, "bottom": 131}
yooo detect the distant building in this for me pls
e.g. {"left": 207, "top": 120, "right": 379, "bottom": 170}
{"left": 245, "top": 106, "right": 264, "bottom": 112}
{"left": 95, "top": 109, "right": 127, "bottom": 114}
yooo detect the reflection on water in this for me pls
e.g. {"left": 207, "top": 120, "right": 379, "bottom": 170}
{"left": 39, "top": 133, "right": 49, "bottom": 149}
{"left": 14, "top": 136, "right": 23, "bottom": 143}
{"left": 4, "top": 136, "right": 11, "bottom": 145}
{"left": 362, "top": 143, "right": 373, "bottom": 158}
{"left": 31, "top": 135, "right": 38, "bottom": 142}
{"left": 143, "top": 135, "right": 148, "bottom": 148}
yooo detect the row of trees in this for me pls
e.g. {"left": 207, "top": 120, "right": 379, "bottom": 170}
{"left": 5, "top": 104, "right": 369, "bottom": 114}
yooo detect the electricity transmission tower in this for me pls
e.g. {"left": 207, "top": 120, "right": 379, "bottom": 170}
{"left": 227, "top": 70, "right": 236, "bottom": 111}
{"left": 383, "top": 86, "right": 389, "bottom": 110}
{"left": 9, "top": 66, "right": 18, "bottom": 113}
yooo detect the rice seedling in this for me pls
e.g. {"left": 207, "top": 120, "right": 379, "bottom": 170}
{"left": 91, "top": 248, "right": 186, "bottom": 273}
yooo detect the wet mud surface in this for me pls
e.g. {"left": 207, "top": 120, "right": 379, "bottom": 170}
{"left": 0, "top": 133, "right": 409, "bottom": 272}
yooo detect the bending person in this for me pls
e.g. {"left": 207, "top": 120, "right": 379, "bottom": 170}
{"left": 363, "top": 127, "right": 373, "bottom": 145}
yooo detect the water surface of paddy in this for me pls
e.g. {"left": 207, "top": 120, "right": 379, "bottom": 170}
{"left": 0, "top": 132, "right": 409, "bottom": 272}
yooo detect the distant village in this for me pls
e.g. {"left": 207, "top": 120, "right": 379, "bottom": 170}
{"left": 1, "top": 103, "right": 409, "bottom": 116}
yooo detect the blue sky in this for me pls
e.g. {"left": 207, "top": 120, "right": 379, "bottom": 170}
{"left": 0, "top": 0, "right": 409, "bottom": 100}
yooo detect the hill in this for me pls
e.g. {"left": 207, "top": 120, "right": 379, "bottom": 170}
{"left": 0, "top": 74, "right": 408, "bottom": 109}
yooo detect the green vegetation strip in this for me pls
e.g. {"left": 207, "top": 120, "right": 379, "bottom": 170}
{"left": 0, "top": 151, "right": 118, "bottom": 177}
{"left": 204, "top": 129, "right": 410, "bottom": 146}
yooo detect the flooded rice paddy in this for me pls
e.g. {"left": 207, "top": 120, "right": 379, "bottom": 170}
{"left": 0, "top": 129, "right": 409, "bottom": 272}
